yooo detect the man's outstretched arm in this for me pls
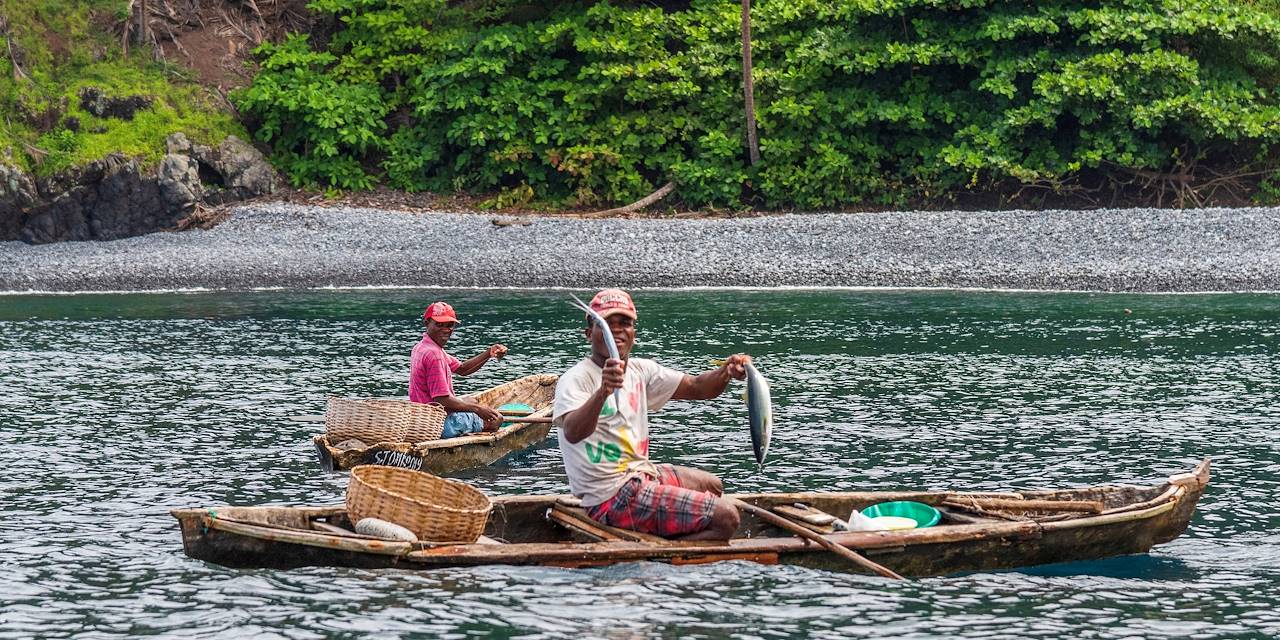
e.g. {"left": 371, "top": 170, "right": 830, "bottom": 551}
{"left": 456, "top": 344, "right": 507, "bottom": 376}
{"left": 672, "top": 353, "right": 751, "bottom": 400}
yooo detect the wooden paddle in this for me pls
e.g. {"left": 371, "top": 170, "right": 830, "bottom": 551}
{"left": 725, "top": 496, "right": 905, "bottom": 580}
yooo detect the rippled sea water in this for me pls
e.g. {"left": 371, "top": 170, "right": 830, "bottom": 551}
{"left": 2, "top": 289, "right": 1278, "bottom": 639}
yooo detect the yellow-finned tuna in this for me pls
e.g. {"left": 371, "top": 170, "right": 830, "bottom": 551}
{"left": 744, "top": 362, "right": 772, "bottom": 466}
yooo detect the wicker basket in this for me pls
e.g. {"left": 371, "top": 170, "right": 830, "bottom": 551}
{"left": 325, "top": 398, "right": 446, "bottom": 444}
{"left": 346, "top": 465, "right": 492, "bottom": 542}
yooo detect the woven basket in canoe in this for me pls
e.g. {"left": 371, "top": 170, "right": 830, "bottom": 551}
{"left": 325, "top": 398, "right": 446, "bottom": 444}
{"left": 346, "top": 465, "right": 492, "bottom": 542}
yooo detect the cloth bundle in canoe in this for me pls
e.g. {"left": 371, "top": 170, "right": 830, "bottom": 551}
{"left": 324, "top": 397, "right": 447, "bottom": 444}
{"left": 346, "top": 465, "right": 492, "bottom": 543}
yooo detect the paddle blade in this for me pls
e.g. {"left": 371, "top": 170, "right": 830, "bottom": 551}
{"left": 744, "top": 362, "right": 772, "bottom": 465}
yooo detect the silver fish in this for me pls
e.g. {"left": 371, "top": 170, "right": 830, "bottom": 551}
{"left": 745, "top": 362, "right": 772, "bottom": 466}
{"left": 569, "top": 293, "right": 622, "bottom": 408}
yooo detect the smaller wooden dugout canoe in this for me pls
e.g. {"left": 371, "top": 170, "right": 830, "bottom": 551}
{"left": 172, "top": 459, "right": 1209, "bottom": 577}
{"left": 313, "top": 374, "right": 558, "bottom": 475}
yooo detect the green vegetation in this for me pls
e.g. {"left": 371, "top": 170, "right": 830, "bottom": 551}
{"left": 7, "top": 0, "right": 1278, "bottom": 209}
{"left": 0, "top": 0, "right": 243, "bottom": 176}
{"left": 236, "top": 0, "right": 1280, "bottom": 208}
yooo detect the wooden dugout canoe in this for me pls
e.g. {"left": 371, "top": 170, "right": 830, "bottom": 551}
{"left": 312, "top": 374, "right": 558, "bottom": 474}
{"left": 172, "top": 459, "right": 1209, "bottom": 577}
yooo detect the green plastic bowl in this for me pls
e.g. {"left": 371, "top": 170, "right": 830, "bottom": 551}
{"left": 860, "top": 501, "right": 941, "bottom": 529}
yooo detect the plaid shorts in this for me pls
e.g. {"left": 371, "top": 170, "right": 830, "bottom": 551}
{"left": 586, "top": 464, "right": 717, "bottom": 538}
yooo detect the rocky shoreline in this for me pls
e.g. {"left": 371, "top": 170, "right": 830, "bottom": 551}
{"left": 1, "top": 133, "right": 277, "bottom": 245}
{"left": 1, "top": 203, "right": 1278, "bottom": 293}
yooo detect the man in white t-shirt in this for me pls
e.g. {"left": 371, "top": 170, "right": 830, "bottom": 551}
{"left": 552, "top": 289, "right": 751, "bottom": 540}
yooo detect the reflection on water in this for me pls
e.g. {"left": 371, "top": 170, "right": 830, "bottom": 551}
{"left": 1, "top": 289, "right": 1278, "bottom": 638}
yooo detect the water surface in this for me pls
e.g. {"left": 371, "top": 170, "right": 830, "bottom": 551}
{"left": 2, "top": 289, "right": 1277, "bottom": 638}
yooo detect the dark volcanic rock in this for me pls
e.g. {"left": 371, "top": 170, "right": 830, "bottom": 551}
{"left": 20, "top": 154, "right": 176, "bottom": 244}
{"left": 185, "top": 134, "right": 278, "bottom": 202}
{"left": 157, "top": 153, "right": 203, "bottom": 213}
{"left": 5, "top": 133, "right": 280, "bottom": 244}
{"left": 78, "top": 87, "right": 153, "bottom": 120}
{"left": 1, "top": 163, "right": 39, "bottom": 238}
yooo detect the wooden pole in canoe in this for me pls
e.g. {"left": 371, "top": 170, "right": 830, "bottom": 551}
{"left": 942, "top": 497, "right": 1104, "bottom": 513}
{"left": 501, "top": 416, "right": 553, "bottom": 424}
{"left": 500, "top": 408, "right": 535, "bottom": 416}
{"left": 725, "top": 496, "right": 905, "bottom": 580}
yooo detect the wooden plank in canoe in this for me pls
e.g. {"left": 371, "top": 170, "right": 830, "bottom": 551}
{"left": 772, "top": 504, "right": 836, "bottom": 534}
{"left": 546, "top": 508, "right": 624, "bottom": 543}
{"left": 547, "top": 502, "right": 669, "bottom": 544}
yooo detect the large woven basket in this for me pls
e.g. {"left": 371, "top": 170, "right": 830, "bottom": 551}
{"left": 325, "top": 398, "right": 446, "bottom": 444}
{"left": 346, "top": 465, "right": 492, "bottom": 542}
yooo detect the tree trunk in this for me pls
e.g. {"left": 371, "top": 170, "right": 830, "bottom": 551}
{"left": 741, "top": 0, "right": 760, "bottom": 166}
{"left": 133, "top": 0, "right": 149, "bottom": 47}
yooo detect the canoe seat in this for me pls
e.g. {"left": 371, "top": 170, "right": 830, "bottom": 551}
{"left": 547, "top": 503, "right": 668, "bottom": 544}
{"left": 771, "top": 504, "right": 836, "bottom": 534}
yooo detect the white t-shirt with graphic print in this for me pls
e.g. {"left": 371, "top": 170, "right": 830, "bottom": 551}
{"left": 552, "top": 356, "right": 685, "bottom": 507}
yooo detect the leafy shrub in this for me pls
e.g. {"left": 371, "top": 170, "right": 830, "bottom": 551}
{"left": 237, "top": 0, "right": 1280, "bottom": 207}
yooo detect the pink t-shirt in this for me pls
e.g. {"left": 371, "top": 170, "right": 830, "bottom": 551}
{"left": 409, "top": 335, "right": 461, "bottom": 403}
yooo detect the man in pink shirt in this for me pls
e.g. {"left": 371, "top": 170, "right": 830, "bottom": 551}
{"left": 410, "top": 301, "right": 509, "bottom": 438}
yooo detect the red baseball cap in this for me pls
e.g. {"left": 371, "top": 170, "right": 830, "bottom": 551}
{"left": 423, "top": 301, "right": 458, "bottom": 323}
{"left": 589, "top": 289, "right": 637, "bottom": 320}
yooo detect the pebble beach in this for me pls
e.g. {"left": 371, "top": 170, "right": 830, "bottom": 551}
{"left": 2, "top": 203, "right": 1279, "bottom": 292}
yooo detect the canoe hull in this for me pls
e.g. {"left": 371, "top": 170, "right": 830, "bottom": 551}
{"left": 315, "top": 374, "right": 557, "bottom": 474}
{"left": 785, "top": 490, "right": 1196, "bottom": 575}
{"left": 175, "top": 508, "right": 416, "bottom": 570}
{"left": 314, "top": 421, "right": 553, "bottom": 475}
{"left": 173, "top": 460, "right": 1209, "bottom": 577}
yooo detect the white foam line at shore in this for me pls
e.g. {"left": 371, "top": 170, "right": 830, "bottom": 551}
{"left": 1, "top": 287, "right": 220, "bottom": 296}
{"left": 2, "top": 285, "right": 1278, "bottom": 296}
